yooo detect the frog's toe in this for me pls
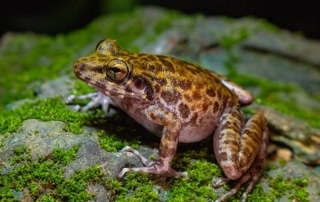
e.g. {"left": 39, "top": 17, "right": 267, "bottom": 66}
{"left": 214, "top": 168, "right": 262, "bottom": 202}
{"left": 118, "top": 165, "right": 188, "bottom": 179}
{"left": 65, "top": 94, "right": 76, "bottom": 103}
{"left": 120, "top": 146, "right": 155, "bottom": 167}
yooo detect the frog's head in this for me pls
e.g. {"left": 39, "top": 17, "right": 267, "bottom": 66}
{"left": 74, "top": 39, "right": 154, "bottom": 101}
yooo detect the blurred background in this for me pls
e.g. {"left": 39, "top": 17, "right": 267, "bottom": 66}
{"left": 1, "top": 0, "right": 319, "bottom": 39}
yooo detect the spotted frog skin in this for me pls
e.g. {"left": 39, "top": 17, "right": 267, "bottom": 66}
{"left": 70, "top": 39, "right": 268, "bottom": 201}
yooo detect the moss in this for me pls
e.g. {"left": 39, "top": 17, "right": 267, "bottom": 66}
{"left": 0, "top": 33, "right": 83, "bottom": 107}
{"left": 52, "top": 145, "right": 81, "bottom": 165}
{"left": 0, "top": 97, "right": 92, "bottom": 135}
{"left": 106, "top": 173, "right": 159, "bottom": 202}
{"left": 97, "top": 130, "right": 140, "bottom": 152}
{"left": 219, "top": 27, "right": 250, "bottom": 49}
{"left": 269, "top": 175, "right": 309, "bottom": 201}
{"left": 168, "top": 160, "right": 220, "bottom": 201}
{"left": 247, "top": 184, "right": 273, "bottom": 202}
{"left": 0, "top": 145, "right": 106, "bottom": 201}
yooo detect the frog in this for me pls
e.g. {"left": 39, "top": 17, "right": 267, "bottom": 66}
{"left": 68, "top": 39, "right": 269, "bottom": 201}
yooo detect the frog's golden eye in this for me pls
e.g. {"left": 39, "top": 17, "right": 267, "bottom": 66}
{"left": 106, "top": 59, "right": 129, "bottom": 81}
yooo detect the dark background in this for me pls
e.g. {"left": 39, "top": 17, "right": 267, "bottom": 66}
{"left": 1, "top": 0, "right": 319, "bottom": 39}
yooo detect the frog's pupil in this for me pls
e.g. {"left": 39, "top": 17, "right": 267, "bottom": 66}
{"left": 107, "top": 67, "right": 122, "bottom": 80}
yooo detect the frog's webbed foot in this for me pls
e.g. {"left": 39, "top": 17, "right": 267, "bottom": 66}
{"left": 66, "top": 92, "right": 113, "bottom": 115}
{"left": 213, "top": 160, "right": 264, "bottom": 202}
{"left": 118, "top": 146, "right": 189, "bottom": 179}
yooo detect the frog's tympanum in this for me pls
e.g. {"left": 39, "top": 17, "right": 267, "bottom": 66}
{"left": 70, "top": 39, "right": 268, "bottom": 201}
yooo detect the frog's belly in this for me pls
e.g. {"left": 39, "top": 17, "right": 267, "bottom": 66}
{"left": 137, "top": 117, "right": 216, "bottom": 143}
{"left": 116, "top": 99, "right": 218, "bottom": 143}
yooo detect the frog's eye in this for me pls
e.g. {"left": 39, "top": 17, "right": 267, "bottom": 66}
{"left": 106, "top": 59, "right": 129, "bottom": 81}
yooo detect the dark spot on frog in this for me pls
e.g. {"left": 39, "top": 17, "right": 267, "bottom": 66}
{"left": 231, "top": 108, "right": 242, "bottom": 121}
{"left": 98, "top": 58, "right": 107, "bottom": 63}
{"left": 202, "top": 102, "right": 210, "bottom": 112}
{"left": 231, "top": 120, "right": 241, "bottom": 131}
{"left": 213, "top": 77, "right": 220, "bottom": 84}
{"left": 220, "top": 151, "right": 238, "bottom": 163}
{"left": 213, "top": 101, "right": 220, "bottom": 113}
{"left": 79, "top": 63, "right": 86, "bottom": 72}
{"left": 192, "top": 92, "right": 202, "bottom": 100}
{"left": 206, "top": 88, "right": 216, "bottom": 97}
{"left": 148, "top": 112, "right": 157, "bottom": 121}
{"left": 216, "top": 90, "right": 222, "bottom": 101}
{"left": 93, "top": 67, "right": 104, "bottom": 74}
{"left": 141, "top": 72, "right": 167, "bottom": 86}
{"left": 189, "top": 113, "right": 198, "bottom": 125}
{"left": 141, "top": 72, "right": 154, "bottom": 81}
{"left": 177, "top": 80, "right": 192, "bottom": 90}
{"left": 218, "top": 152, "right": 228, "bottom": 161}
{"left": 148, "top": 64, "right": 155, "bottom": 72}
{"left": 155, "top": 78, "right": 167, "bottom": 86}
{"left": 178, "top": 103, "right": 190, "bottom": 119}
{"left": 154, "top": 84, "right": 161, "bottom": 93}
{"left": 161, "top": 90, "right": 180, "bottom": 105}
{"left": 78, "top": 57, "right": 89, "bottom": 63}
{"left": 240, "top": 147, "right": 251, "bottom": 163}
{"left": 244, "top": 130, "right": 260, "bottom": 144}
{"left": 139, "top": 54, "right": 157, "bottom": 61}
{"left": 222, "top": 140, "right": 239, "bottom": 149}
{"left": 226, "top": 119, "right": 233, "bottom": 126}
{"left": 183, "top": 94, "right": 192, "bottom": 102}
{"left": 173, "top": 60, "right": 186, "bottom": 68}
{"left": 158, "top": 57, "right": 174, "bottom": 72}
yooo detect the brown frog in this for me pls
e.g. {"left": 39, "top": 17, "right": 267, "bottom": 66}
{"left": 68, "top": 39, "right": 268, "bottom": 201}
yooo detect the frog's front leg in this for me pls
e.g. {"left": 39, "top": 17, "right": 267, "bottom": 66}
{"left": 66, "top": 91, "right": 113, "bottom": 115}
{"left": 214, "top": 108, "right": 268, "bottom": 201}
{"left": 118, "top": 107, "right": 188, "bottom": 178}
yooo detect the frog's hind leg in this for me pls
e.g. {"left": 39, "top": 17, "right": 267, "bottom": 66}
{"left": 213, "top": 108, "right": 268, "bottom": 201}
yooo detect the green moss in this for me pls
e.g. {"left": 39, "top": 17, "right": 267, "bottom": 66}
{"left": 269, "top": 175, "right": 309, "bottom": 201}
{"left": 219, "top": 28, "right": 250, "bottom": 49}
{"left": 0, "top": 98, "right": 92, "bottom": 135}
{"left": 168, "top": 160, "right": 220, "bottom": 201}
{"left": 52, "top": 145, "right": 81, "bottom": 165}
{"left": 0, "top": 145, "right": 106, "bottom": 201}
{"left": 98, "top": 130, "right": 140, "bottom": 152}
{"left": 110, "top": 173, "right": 159, "bottom": 201}
{"left": 0, "top": 34, "right": 74, "bottom": 107}
{"left": 247, "top": 184, "right": 273, "bottom": 202}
